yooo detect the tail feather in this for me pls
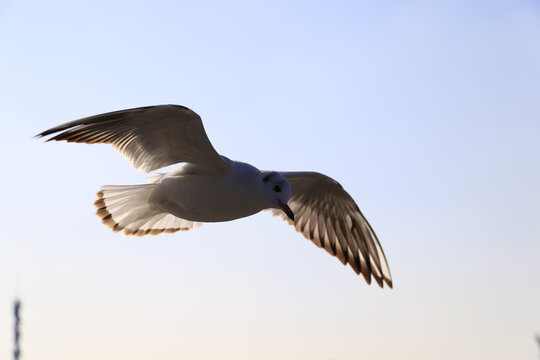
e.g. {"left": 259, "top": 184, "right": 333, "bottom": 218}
{"left": 94, "top": 184, "right": 202, "bottom": 236}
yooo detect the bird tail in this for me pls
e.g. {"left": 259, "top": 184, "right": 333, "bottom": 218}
{"left": 94, "top": 184, "right": 202, "bottom": 236}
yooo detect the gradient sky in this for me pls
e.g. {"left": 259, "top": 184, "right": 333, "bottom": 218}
{"left": 1, "top": 1, "right": 540, "bottom": 359}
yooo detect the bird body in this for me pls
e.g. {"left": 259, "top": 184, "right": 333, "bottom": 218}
{"left": 37, "top": 104, "right": 392, "bottom": 287}
{"left": 149, "top": 158, "right": 283, "bottom": 222}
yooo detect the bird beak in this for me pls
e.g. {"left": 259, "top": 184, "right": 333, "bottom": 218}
{"left": 278, "top": 200, "right": 294, "bottom": 222}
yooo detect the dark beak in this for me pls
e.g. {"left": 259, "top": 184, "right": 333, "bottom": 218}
{"left": 278, "top": 201, "right": 295, "bottom": 222}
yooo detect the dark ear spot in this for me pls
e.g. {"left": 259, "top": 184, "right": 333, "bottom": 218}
{"left": 262, "top": 174, "right": 270, "bottom": 183}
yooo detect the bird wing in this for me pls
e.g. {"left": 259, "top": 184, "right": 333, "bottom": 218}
{"left": 37, "top": 105, "right": 229, "bottom": 174}
{"left": 273, "top": 171, "right": 392, "bottom": 288}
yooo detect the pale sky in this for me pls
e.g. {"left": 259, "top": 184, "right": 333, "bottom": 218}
{"left": 1, "top": 1, "right": 540, "bottom": 359}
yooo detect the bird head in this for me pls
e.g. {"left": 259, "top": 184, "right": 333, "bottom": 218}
{"left": 261, "top": 171, "right": 294, "bottom": 221}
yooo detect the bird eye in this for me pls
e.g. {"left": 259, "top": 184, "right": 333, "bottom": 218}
{"left": 273, "top": 185, "right": 281, "bottom": 193}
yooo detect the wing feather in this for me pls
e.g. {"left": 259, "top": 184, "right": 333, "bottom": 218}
{"left": 280, "top": 172, "right": 392, "bottom": 288}
{"left": 37, "top": 105, "right": 228, "bottom": 174}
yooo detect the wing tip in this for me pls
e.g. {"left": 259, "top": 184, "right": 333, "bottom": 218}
{"left": 365, "top": 275, "right": 393, "bottom": 289}
{"left": 350, "top": 261, "right": 393, "bottom": 289}
{"left": 371, "top": 275, "right": 393, "bottom": 289}
{"left": 33, "top": 131, "right": 54, "bottom": 141}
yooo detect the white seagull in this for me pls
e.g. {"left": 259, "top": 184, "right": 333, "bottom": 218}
{"left": 37, "top": 105, "right": 392, "bottom": 287}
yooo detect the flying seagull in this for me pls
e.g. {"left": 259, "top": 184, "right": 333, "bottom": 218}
{"left": 37, "top": 105, "right": 392, "bottom": 287}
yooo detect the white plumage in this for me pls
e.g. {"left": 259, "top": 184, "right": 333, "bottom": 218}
{"left": 37, "top": 105, "right": 392, "bottom": 287}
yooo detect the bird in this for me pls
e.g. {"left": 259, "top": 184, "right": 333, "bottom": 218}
{"left": 37, "top": 104, "right": 392, "bottom": 288}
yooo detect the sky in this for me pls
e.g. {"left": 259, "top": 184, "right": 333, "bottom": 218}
{"left": 1, "top": 0, "right": 540, "bottom": 359}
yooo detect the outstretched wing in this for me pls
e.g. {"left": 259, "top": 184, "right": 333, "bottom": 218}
{"left": 274, "top": 172, "right": 392, "bottom": 288}
{"left": 37, "top": 105, "right": 228, "bottom": 174}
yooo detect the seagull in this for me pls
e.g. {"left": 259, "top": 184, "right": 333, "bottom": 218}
{"left": 37, "top": 105, "right": 392, "bottom": 287}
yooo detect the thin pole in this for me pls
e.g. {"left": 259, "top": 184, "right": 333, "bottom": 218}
{"left": 13, "top": 299, "right": 21, "bottom": 360}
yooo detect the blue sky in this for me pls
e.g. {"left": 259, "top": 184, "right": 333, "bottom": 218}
{"left": 1, "top": 1, "right": 540, "bottom": 359}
